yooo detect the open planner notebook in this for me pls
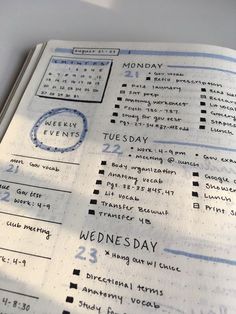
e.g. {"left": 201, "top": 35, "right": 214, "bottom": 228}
{"left": 0, "top": 40, "right": 236, "bottom": 314}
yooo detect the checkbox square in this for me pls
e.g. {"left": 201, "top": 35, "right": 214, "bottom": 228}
{"left": 66, "top": 297, "right": 74, "bottom": 304}
{"left": 73, "top": 269, "right": 80, "bottom": 276}
{"left": 70, "top": 282, "right": 78, "bottom": 289}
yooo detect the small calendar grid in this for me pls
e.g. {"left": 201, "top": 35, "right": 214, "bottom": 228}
{"left": 36, "top": 56, "right": 113, "bottom": 103}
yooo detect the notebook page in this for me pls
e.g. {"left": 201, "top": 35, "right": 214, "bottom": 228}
{"left": 0, "top": 41, "right": 236, "bottom": 314}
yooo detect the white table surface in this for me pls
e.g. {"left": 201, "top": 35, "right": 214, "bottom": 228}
{"left": 0, "top": 0, "right": 235, "bottom": 107}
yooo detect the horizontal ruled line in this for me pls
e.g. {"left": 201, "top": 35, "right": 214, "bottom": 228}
{"left": 0, "top": 180, "right": 72, "bottom": 194}
{"left": 119, "top": 49, "right": 236, "bottom": 63}
{"left": 0, "top": 247, "right": 51, "bottom": 260}
{"left": 0, "top": 211, "right": 62, "bottom": 225}
{"left": 37, "top": 95, "right": 101, "bottom": 103}
{"left": 0, "top": 288, "right": 39, "bottom": 299}
{"left": 168, "top": 64, "right": 236, "bottom": 75}
{"left": 11, "top": 154, "right": 80, "bottom": 166}
{"left": 164, "top": 248, "right": 236, "bottom": 266}
{"left": 153, "top": 140, "right": 236, "bottom": 152}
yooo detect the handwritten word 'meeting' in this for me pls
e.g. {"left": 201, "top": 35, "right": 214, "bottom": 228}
{"left": 6, "top": 221, "right": 52, "bottom": 240}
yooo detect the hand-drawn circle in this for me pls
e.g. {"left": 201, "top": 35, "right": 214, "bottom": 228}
{"left": 30, "top": 107, "right": 88, "bottom": 153}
